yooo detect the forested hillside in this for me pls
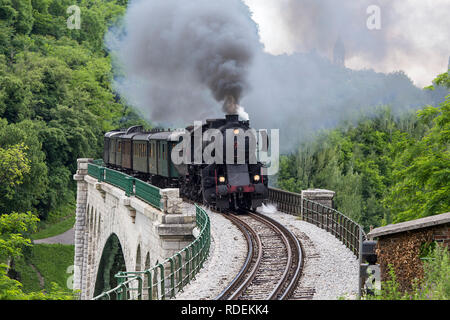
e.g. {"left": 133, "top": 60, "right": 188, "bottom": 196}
{"left": 0, "top": 0, "right": 146, "bottom": 219}
{"left": 0, "top": 0, "right": 145, "bottom": 299}
{"left": 277, "top": 72, "right": 450, "bottom": 231}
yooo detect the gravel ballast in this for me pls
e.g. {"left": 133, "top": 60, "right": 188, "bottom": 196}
{"left": 175, "top": 204, "right": 359, "bottom": 300}
{"left": 258, "top": 204, "right": 359, "bottom": 300}
{"left": 175, "top": 207, "right": 247, "bottom": 300}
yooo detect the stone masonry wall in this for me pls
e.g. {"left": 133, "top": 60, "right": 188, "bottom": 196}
{"left": 73, "top": 159, "right": 196, "bottom": 300}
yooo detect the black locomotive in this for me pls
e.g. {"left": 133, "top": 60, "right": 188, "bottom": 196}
{"left": 103, "top": 114, "right": 269, "bottom": 210}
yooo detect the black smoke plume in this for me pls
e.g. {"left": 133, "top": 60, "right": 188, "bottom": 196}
{"left": 107, "top": 0, "right": 260, "bottom": 123}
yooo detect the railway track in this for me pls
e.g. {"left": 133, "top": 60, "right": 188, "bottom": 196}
{"left": 215, "top": 210, "right": 305, "bottom": 300}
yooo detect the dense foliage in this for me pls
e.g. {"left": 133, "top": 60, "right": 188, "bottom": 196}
{"left": 277, "top": 72, "right": 450, "bottom": 230}
{"left": 0, "top": 0, "right": 145, "bottom": 219}
{"left": 0, "top": 0, "right": 139, "bottom": 299}
{"left": 0, "top": 211, "right": 74, "bottom": 299}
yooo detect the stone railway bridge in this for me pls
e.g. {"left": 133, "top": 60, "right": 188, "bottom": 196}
{"left": 73, "top": 159, "right": 196, "bottom": 299}
{"left": 73, "top": 158, "right": 369, "bottom": 300}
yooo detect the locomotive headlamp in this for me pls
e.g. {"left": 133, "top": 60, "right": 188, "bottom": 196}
{"left": 233, "top": 129, "right": 240, "bottom": 135}
{"left": 253, "top": 174, "right": 260, "bottom": 182}
{"left": 219, "top": 176, "right": 226, "bottom": 183}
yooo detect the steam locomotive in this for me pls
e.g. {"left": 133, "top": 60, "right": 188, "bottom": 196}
{"left": 103, "top": 114, "right": 269, "bottom": 210}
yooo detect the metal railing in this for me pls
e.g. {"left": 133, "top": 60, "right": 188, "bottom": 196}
{"left": 87, "top": 162, "right": 162, "bottom": 209}
{"left": 93, "top": 204, "right": 210, "bottom": 300}
{"left": 268, "top": 187, "right": 366, "bottom": 258}
{"left": 134, "top": 179, "right": 162, "bottom": 209}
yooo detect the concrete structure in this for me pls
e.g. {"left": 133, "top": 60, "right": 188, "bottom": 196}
{"left": 73, "top": 159, "right": 196, "bottom": 300}
{"left": 301, "top": 189, "right": 335, "bottom": 209}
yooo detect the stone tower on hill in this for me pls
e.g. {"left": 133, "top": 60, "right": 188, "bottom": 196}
{"left": 333, "top": 37, "right": 346, "bottom": 67}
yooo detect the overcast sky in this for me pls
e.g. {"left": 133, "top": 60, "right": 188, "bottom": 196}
{"left": 244, "top": 0, "right": 450, "bottom": 87}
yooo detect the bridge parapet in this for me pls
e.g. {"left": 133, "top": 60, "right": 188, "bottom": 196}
{"left": 268, "top": 187, "right": 367, "bottom": 298}
{"left": 268, "top": 187, "right": 364, "bottom": 256}
{"left": 73, "top": 159, "right": 196, "bottom": 299}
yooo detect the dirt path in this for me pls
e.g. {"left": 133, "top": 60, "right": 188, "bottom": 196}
{"left": 29, "top": 264, "right": 45, "bottom": 290}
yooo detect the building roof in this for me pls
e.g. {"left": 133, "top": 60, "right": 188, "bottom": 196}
{"left": 367, "top": 212, "right": 450, "bottom": 239}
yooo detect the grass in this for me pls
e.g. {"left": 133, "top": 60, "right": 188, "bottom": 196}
{"left": 14, "top": 244, "right": 75, "bottom": 294}
{"left": 13, "top": 202, "right": 77, "bottom": 294}
{"left": 11, "top": 258, "right": 42, "bottom": 293}
{"left": 31, "top": 244, "right": 75, "bottom": 292}
{"left": 32, "top": 203, "right": 76, "bottom": 240}
{"left": 31, "top": 215, "right": 76, "bottom": 240}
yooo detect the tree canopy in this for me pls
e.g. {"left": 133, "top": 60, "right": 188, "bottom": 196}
{"left": 277, "top": 72, "right": 450, "bottom": 230}
{"left": 0, "top": 0, "right": 145, "bottom": 218}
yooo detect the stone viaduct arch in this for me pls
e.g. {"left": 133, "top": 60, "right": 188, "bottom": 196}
{"left": 73, "top": 159, "right": 196, "bottom": 300}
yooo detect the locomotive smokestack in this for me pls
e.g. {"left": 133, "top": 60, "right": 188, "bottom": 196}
{"left": 226, "top": 114, "right": 239, "bottom": 122}
{"left": 223, "top": 95, "right": 250, "bottom": 121}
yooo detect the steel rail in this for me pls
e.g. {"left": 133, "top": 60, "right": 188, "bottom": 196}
{"left": 251, "top": 212, "right": 304, "bottom": 299}
{"left": 215, "top": 214, "right": 263, "bottom": 300}
{"left": 217, "top": 210, "right": 304, "bottom": 300}
{"left": 247, "top": 212, "right": 293, "bottom": 300}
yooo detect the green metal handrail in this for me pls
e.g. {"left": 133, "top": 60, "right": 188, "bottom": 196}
{"left": 92, "top": 204, "right": 210, "bottom": 300}
{"left": 92, "top": 159, "right": 104, "bottom": 166}
{"left": 104, "top": 168, "right": 133, "bottom": 195}
{"left": 135, "top": 178, "right": 162, "bottom": 210}
{"left": 86, "top": 162, "right": 162, "bottom": 208}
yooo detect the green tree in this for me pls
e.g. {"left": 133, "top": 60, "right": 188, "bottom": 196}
{"left": 385, "top": 72, "right": 450, "bottom": 222}
{"left": 0, "top": 143, "right": 31, "bottom": 200}
{"left": 276, "top": 78, "right": 449, "bottom": 230}
{"left": 11, "top": 0, "right": 34, "bottom": 35}
{"left": 0, "top": 0, "right": 133, "bottom": 220}
{"left": 0, "top": 119, "right": 48, "bottom": 215}
{"left": 0, "top": 212, "right": 73, "bottom": 299}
